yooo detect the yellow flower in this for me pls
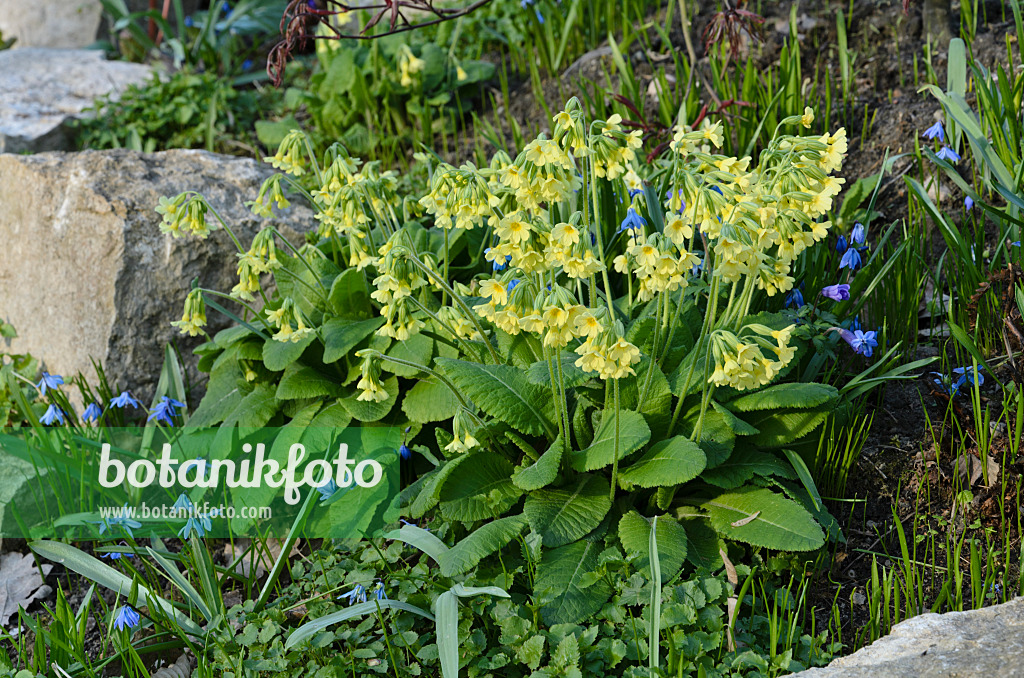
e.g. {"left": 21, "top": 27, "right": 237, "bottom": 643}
{"left": 480, "top": 279, "right": 508, "bottom": 306}
{"left": 801, "top": 106, "right": 814, "bottom": 128}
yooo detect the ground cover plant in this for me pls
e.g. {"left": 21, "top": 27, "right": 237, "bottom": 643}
{"left": 4, "top": 0, "right": 1024, "bottom": 677}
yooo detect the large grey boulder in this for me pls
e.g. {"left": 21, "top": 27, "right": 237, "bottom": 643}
{"left": 0, "top": 149, "right": 312, "bottom": 406}
{"left": 0, "top": 49, "right": 152, "bottom": 153}
{"left": 0, "top": 1, "right": 103, "bottom": 49}
{"left": 792, "top": 598, "right": 1024, "bottom": 677}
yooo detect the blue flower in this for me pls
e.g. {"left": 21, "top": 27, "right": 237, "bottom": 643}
{"left": 785, "top": 287, "right": 805, "bottom": 309}
{"left": 172, "top": 493, "right": 193, "bottom": 511}
{"left": 83, "top": 402, "right": 103, "bottom": 422}
{"left": 851, "top": 316, "right": 863, "bottom": 332}
{"left": 964, "top": 196, "right": 974, "bottom": 210}
{"left": 109, "top": 391, "right": 141, "bottom": 410}
{"left": 114, "top": 605, "right": 140, "bottom": 631}
{"left": 934, "top": 366, "right": 984, "bottom": 396}
{"left": 147, "top": 396, "right": 185, "bottom": 425}
{"left": 534, "top": 7, "right": 544, "bottom": 22}
{"left": 184, "top": 15, "right": 194, "bottom": 27}
{"left": 374, "top": 583, "right": 388, "bottom": 601}
{"left": 936, "top": 146, "right": 961, "bottom": 162}
{"left": 619, "top": 207, "right": 646, "bottom": 232}
{"left": 242, "top": 59, "right": 253, "bottom": 71}
{"left": 101, "top": 546, "right": 134, "bottom": 560}
{"left": 665, "top": 189, "right": 686, "bottom": 213}
{"left": 820, "top": 284, "right": 851, "bottom": 301}
{"left": 851, "top": 222, "right": 867, "bottom": 244}
{"left": 839, "top": 247, "right": 862, "bottom": 270}
{"left": 399, "top": 444, "right": 411, "bottom": 460}
{"left": 341, "top": 584, "right": 367, "bottom": 605}
{"left": 837, "top": 328, "right": 878, "bottom": 357}
{"left": 507, "top": 279, "right": 521, "bottom": 292}
{"left": 105, "top": 505, "right": 142, "bottom": 537}
{"left": 41, "top": 404, "right": 65, "bottom": 426}
{"left": 317, "top": 478, "right": 338, "bottom": 503}
{"left": 221, "top": 1, "right": 231, "bottom": 12}
{"left": 36, "top": 372, "right": 64, "bottom": 395}
{"left": 835, "top": 235, "right": 848, "bottom": 254}
{"left": 923, "top": 121, "right": 945, "bottom": 142}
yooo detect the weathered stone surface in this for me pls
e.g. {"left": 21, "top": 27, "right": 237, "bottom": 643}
{"left": 0, "top": 49, "right": 152, "bottom": 153}
{"left": 792, "top": 598, "right": 1024, "bottom": 677}
{"left": 0, "top": 1, "right": 103, "bottom": 48}
{"left": 0, "top": 149, "right": 312, "bottom": 406}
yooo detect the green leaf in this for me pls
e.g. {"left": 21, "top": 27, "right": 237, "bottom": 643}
{"left": 409, "top": 456, "right": 467, "bottom": 519}
{"left": 436, "top": 358, "right": 556, "bottom": 437}
{"left": 30, "top": 541, "right": 204, "bottom": 636}
{"left": 702, "top": 449, "right": 794, "bottom": 489}
{"left": 617, "top": 436, "right": 706, "bottom": 489}
{"left": 728, "top": 383, "right": 838, "bottom": 412}
{"left": 435, "top": 591, "right": 459, "bottom": 678}
{"left": 512, "top": 436, "right": 564, "bottom": 491}
{"left": 322, "top": 317, "right": 384, "bottom": 364}
{"left": 384, "top": 333, "right": 433, "bottom": 377}
{"left": 286, "top": 600, "right": 434, "bottom": 649}
{"left": 745, "top": 409, "right": 829, "bottom": 448}
{"left": 526, "top": 354, "right": 592, "bottom": 389}
{"left": 569, "top": 410, "right": 650, "bottom": 472}
{"left": 328, "top": 268, "right": 373, "bottom": 319}
{"left": 339, "top": 375, "right": 399, "bottom": 422}
{"left": 524, "top": 475, "right": 611, "bottom": 547}
{"left": 536, "top": 539, "right": 612, "bottom": 625}
{"left": 276, "top": 363, "right": 341, "bottom": 400}
{"left": 682, "top": 520, "right": 724, "bottom": 570}
{"left": 224, "top": 382, "right": 280, "bottom": 428}
{"left": 438, "top": 514, "right": 529, "bottom": 576}
{"left": 702, "top": 487, "right": 824, "bottom": 551}
{"left": 618, "top": 511, "right": 688, "bottom": 580}
{"left": 402, "top": 378, "right": 460, "bottom": 423}
{"left": 780, "top": 449, "right": 823, "bottom": 511}
{"left": 263, "top": 334, "right": 315, "bottom": 372}
{"left": 439, "top": 453, "right": 522, "bottom": 522}
{"left": 384, "top": 523, "right": 450, "bottom": 564}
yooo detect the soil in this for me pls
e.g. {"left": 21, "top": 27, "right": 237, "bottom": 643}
{"left": 5, "top": 0, "right": 1024, "bottom": 670}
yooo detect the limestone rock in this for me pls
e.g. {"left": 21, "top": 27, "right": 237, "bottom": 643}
{"left": 0, "top": 49, "right": 152, "bottom": 153}
{"left": 792, "top": 598, "right": 1024, "bottom": 677}
{"left": 0, "top": 1, "right": 103, "bottom": 49}
{"left": 0, "top": 149, "right": 312, "bottom": 407}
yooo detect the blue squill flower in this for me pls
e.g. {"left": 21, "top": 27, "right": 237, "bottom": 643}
{"left": 41, "top": 404, "right": 65, "bottom": 426}
{"left": 374, "top": 583, "right": 388, "bottom": 601}
{"left": 507, "top": 279, "right": 521, "bottom": 292}
{"left": 83, "top": 402, "right": 103, "bottom": 422}
{"left": 317, "top": 479, "right": 338, "bottom": 503}
{"left": 399, "top": 444, "right": 411, "bottom": 460}
{"left": 965, "top": 196, "right": 974, "bottom": 210}
{"left": 184, "top": 15, "right": 194, "bottom": 27}
{"left": 936, "top": 146, "right": 961, "bottom": 162}
{"left": 619, "top": 207, "right": 646, "bottom": 232}
{"left": 851, "top": 316, "right": 863, "bottom": 332}
{"left": 851, "top": 222, "right": 866, "bottom": 244}
{"left": 109, "top": 391, "right": 141, "bottom": 410}
{"left": 36, "top": 372, "right": 64, "bottom": 396}
{"left": 341, "top": 584, "right": 367, "bottom": 605}
{"left": 147, "top": 396, "right": 185, "bottom": 425}
{"left": 820, "top": 284, "right": 851, "bottom": 301}
{"left": 106, "top": 505, "right": 142, "bottom": 537}
{"left": 922, "top": 121, "right": 945, "bottom": 142}
{"left": 836, "top": 328, "right": 878, "bottom": 357}
{"left": 114, "top": 605, "right": 140, "bottom": 631}
{"left": 785, "top": 287, "right": 805, "bottom": 309}
{"left": 933, "top": 366, "right": 984, "bottom": 396}
{"left": 835, "top": 235, "right": 848, "bottom": 254}
{"left": 839, "top": 248, "right": 862, "bottom": 270}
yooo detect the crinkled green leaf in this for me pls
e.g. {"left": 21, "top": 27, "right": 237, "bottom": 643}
{"left": 524, "top": 475, "right": 611, "bottom": 547}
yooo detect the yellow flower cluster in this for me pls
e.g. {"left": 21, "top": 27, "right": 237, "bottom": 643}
{"left": 575, "top": 329, "right": 642, "bottom": 380}
{"left": 266, "top": 298, "right": 315, "bottom": 344}
{"left": 172, "top": 289, "right": 207, "bottom": 337}
{"left": 249, "top": 174, "right": 291, "bottom": 218}
{"left": 613, "top": 232, "right": 701, "bottom": 301}
{"left": 156, "top": 194, "right": 211, "bottom": 239}
{"left": 397, "top": 44, "right": 425, "bottom": 87}
{"left": 314, "top": 155, "right": 398, "bottom": 241}
{"left": 232, "top": 228, "right": 280, "bottom": 301}
{"left": 355, "top": 351, "right": 388, "bottom": 403}
{"left": 371, "top": 243, "right": 430, "bottom": 341}
{"left": 709, "top": 324, "right": 797, "bottom": 390}
{"left": 264, "top": 129, "right": 307, "bottom": 176}
{"left": 418, "top": 162, "right": 496, "bottom": 230}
